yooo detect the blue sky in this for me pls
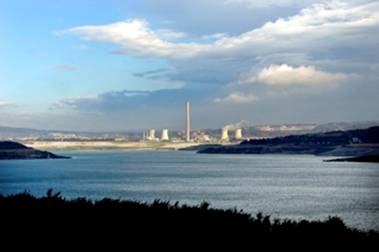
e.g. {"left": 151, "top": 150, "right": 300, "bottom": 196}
{"left": 1, "top": 0, "right": 378, "bottom": 131}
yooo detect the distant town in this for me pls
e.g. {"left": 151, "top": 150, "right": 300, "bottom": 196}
{"left": 1, "top": 120, "right": 378, "bottom": 147}
{"left": 1, "top": 122, "right": 378, "bottom": 141}
{"left": 1, "top": 101, "right": 379, "bottom": 150}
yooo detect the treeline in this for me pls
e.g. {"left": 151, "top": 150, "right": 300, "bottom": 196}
{"left": 1, "top": 190, "right": 378, "bottom": 246}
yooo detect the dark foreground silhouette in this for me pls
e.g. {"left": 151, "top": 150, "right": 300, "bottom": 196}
{"left": 325, "top": 154, "right": 379, "bottom": 163}
{"left": 1, "top": 190, "right": 378, "bottom": 247}
{"left": 0, "top": 141, "right": 70, "bottom": 160}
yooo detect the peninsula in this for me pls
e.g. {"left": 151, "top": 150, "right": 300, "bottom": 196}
{"left": 199, "top": 126, "right": 379, "bottom": 157}
{"left": 0, "top": 141, "right": 70, "bottom": 160}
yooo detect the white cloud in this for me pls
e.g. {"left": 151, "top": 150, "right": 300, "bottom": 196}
{"left": 250, "top": 64, "right": 348, "bottom": 86}
{"left": 51, "top": 95, "right": 100, "bottom": 110}
{"left": 155, "top": 29, "right": 188, "bottom": 40}
{"left": 54, "top": 90, "right": 151, "bottom": 109}
{"left": 219, "top": 64, "right": 349, "bottom": 103}
{"left": 201, "top": 33, "right": 228, "bottom": 40}
{"left": 64, "top": 1, "right": 379, "bottom": 62}
{"left": 214, "top": 92, "right": 259, "bottom": 103}
{"left": 0, "top": 102, "right": 17, "bottom": 109}
{"left": 224, "top": 0, "right": 319, "bottom": 8}
{"left": 63, "top": 19, "right": 207, "bottom": 59}
{"left": 212, "top": 1, "right": 379, "bottom": 57}
{"left": 0, "top": 101, "right": 19, "bottom": 113}
{"left": 58, "top": 0, "right": 379, "bottom": 123}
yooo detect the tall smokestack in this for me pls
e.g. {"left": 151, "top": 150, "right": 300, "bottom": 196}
{"left": 185, "top": 101, "right": 190, "bottom": 142}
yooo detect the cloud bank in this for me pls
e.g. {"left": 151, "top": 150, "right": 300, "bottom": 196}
{"left": 214, "top": 92, "right": 259, "bottom": 103}
{"left": 64, "top": 19, "right": 207, "bottom": 59}
{"left": 64, "top": 1, "right": 379, "bottom": 61}
{"left": 45, "top": 0, "right": 379, "bottom": 129}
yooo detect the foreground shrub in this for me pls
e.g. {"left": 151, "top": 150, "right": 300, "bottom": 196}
{"left": 1, "top": 190, "right": 378, "bottom": 246}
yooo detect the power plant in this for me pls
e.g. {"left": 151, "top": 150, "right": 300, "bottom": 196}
{"left": 221, "top": 127, "right": 229, "bottom": 142}
{"left": 141, "top": 102, "right": 247, "bottom": 144}
{"left": 185, "top": 101, "right": 191, "bottom": 142}
{"left": 147, "top": 129, "right": 156, "bottom": 141}
{"left": 235, "top": 128, "right": 243, "bottom": 140}
{"left": 220, "top": 127, "right": 243, "bottom": 142}
{"left": 161, "top": 128, "right": 169, "bottom": 141}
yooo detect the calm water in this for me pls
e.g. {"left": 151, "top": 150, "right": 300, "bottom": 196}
{"left": 0, "top": 150, "right": 378, "bottom": 230}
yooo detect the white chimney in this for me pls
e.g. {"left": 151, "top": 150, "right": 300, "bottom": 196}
{"left": 161, "top": 129, "right": 169, "bottom": 141}
{"left": 148, "top": 129, "right": 156, "bottom": 140}
{"left": 221, "top": 127, "right": 229, "bottom": 142}
{"left": 235, "top": 128, "right": 242, "bottom": 140}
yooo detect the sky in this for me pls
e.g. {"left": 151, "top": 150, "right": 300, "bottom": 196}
{"left": 0, "top": 0, "right": 378, "bottom": 131}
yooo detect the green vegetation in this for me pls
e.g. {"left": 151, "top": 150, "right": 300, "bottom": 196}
{"left": 1, "top": 190, "right": 378, "bottom": 244}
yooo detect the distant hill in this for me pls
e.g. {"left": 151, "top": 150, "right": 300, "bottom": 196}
{"left": 199, "top": 126, "right": 379, "bottom": 156}
{"left": 0, "top": 126, "right": 141, "bottom": 141}
{"left": 1, "top": 121, "right": 378, "bottom": 141}
{"left": 195, "top": 121, "right": 379, "bottom": 139}
{"left": 0, "top": 126, "right": 47, "bottom": 139}
{"left": 0, "top": 141, "right": 29, "bottom": 150}
{"left": 0, "top": 141, "right": 69, "bottom": 160}
{"left": 241, "top": 126, "right": 379, "bottom": 146}
{"left": 310, "top": 121, "right": 379, "bottom": 133}
{"left": 245, "top": 121, "right": 379, "bottom": 138}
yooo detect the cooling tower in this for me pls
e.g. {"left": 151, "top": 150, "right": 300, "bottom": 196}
{"left": 148, "top": 129, "right": 156, "bottom": 140}
{"left": 185, "top": 101, "right": 190, "bottom": 142}
{"left": 221, "top": 127, "right": 229, "bottom": 141}
{"left": 161, "top": 128, "right": 169, "bottom": 141}
{"left": 235, "top": 128, "right": 243, "bottom": 140}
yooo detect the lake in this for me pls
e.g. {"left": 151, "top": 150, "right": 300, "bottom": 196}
{"left": 0, "top": 150, "right": 378, "bottom": 230}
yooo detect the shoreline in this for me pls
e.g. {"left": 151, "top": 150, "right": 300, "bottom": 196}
{"left": 21, "top": 140, "right": 207, "bottom": 151}
{"left": 325, "top": 155, "right": 379, "bottom": 163}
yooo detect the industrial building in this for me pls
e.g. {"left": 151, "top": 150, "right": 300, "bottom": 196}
{"left": 161, "top": 129, "right": 169, "bottom": 141}
{"left": 220, "top": 127, "right": 244, "bottom": 142}
{"left": 140, "top": 101, "right": 247, "bottom": 144}
{"left": 235, "top": 128, "right": 243, "bottom": 140}
{"left": 221, "top": 127, "right": 229, "bottom": 142}
{"left": 147, "top": 129, "right": 156, "bottom": 141}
